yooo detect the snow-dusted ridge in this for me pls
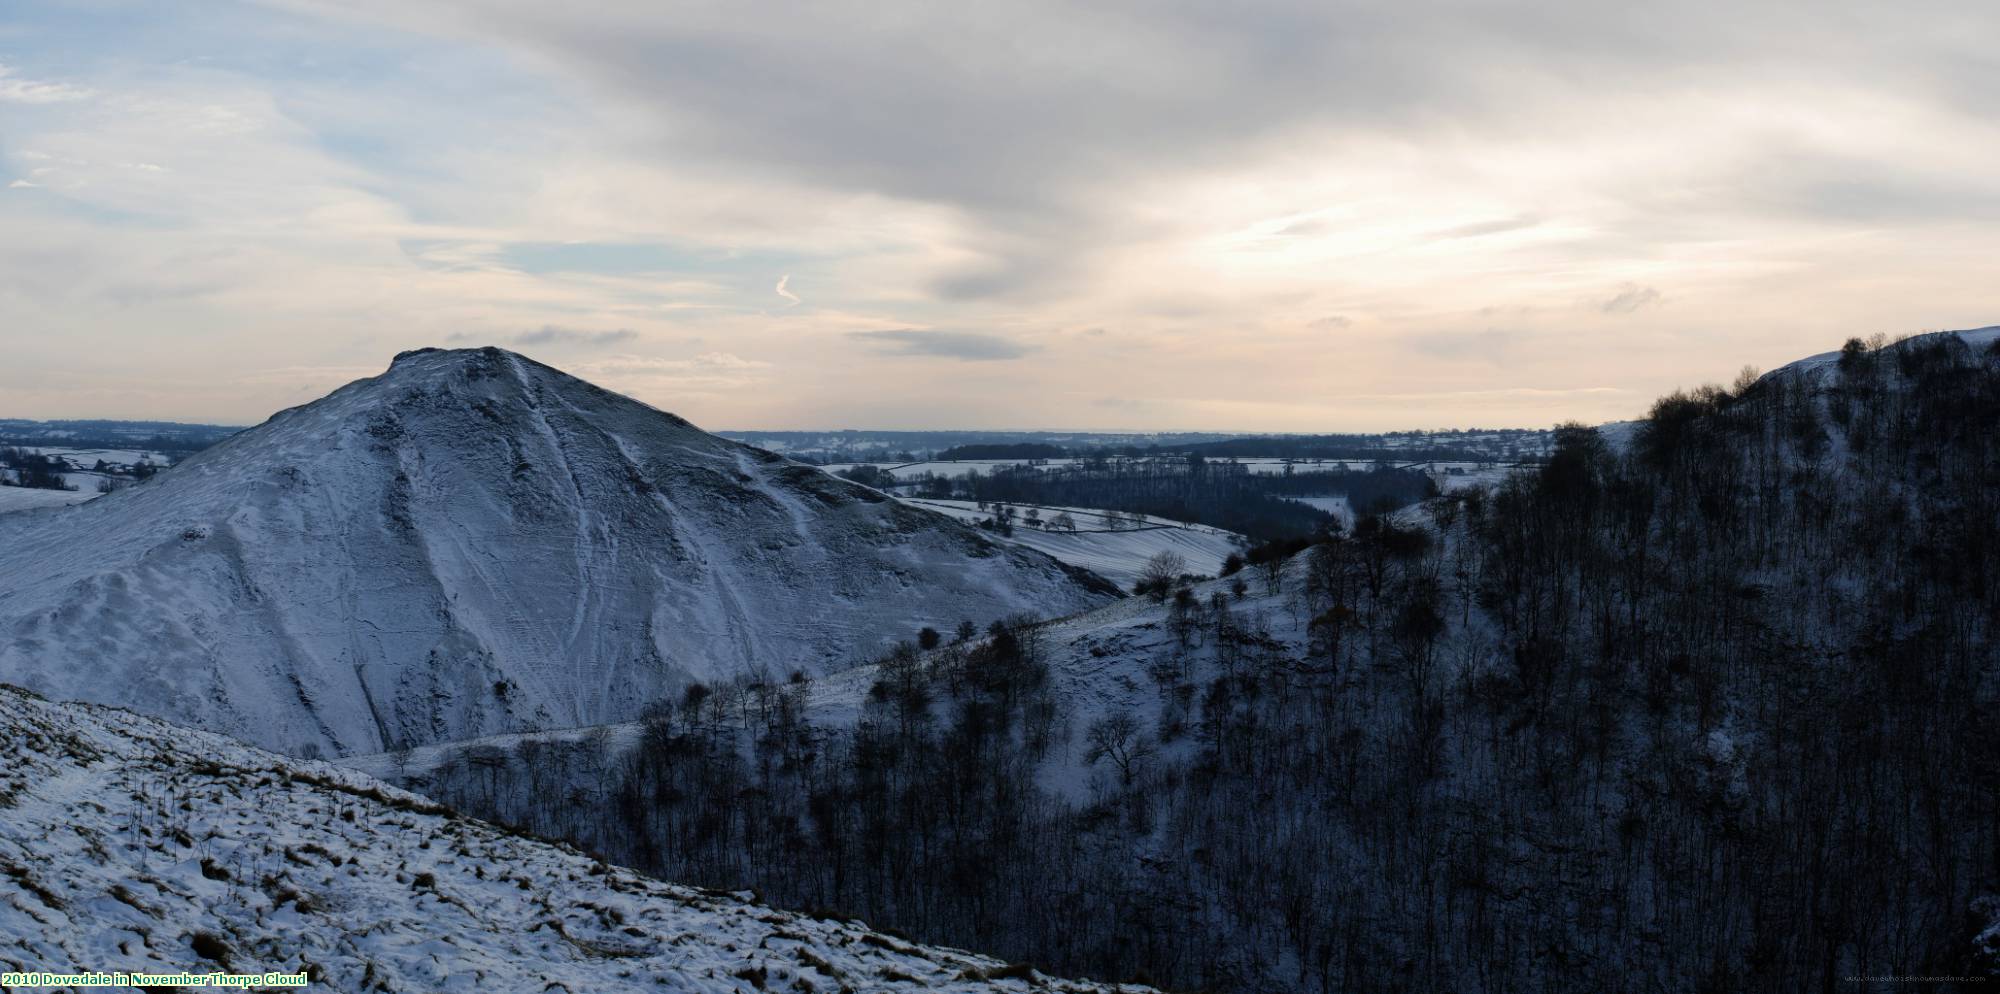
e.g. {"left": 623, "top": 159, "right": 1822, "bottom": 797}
{"left": 1592, "top": 325, "right": 2000, "bottom": 456}
{"left": 0, "top": 347, "right": 1118, "bottom": 758}
{"left": 0, "top": 684, "right": 1150, "bottom": 993}
{"left": 1760, "top": 324, "right": 2000, "bottom": 385}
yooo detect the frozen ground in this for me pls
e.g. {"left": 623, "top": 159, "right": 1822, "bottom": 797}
{"left": 0, "top": 685, "right": 1150, "bottom": 994}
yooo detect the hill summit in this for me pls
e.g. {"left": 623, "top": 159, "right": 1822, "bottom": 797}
{"left": 0, "top": 347, "right": 1117, "bottom": 756}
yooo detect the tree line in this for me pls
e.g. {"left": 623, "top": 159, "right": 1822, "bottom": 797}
{"left": 949, "top": 459, "right": 1433, "bottom": 541}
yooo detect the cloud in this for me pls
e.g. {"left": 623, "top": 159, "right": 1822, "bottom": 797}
{"left": 847, "top": 329, "right": 1036, "bottom": 361}
{"left": 0, "top": 64, "right": 91, "bottom": 104}
{"left": 445, "top": 327, "right": 637, "bottom": 347}
{"left": 565, "top": 351, "right": 773, "bottom": 399}
{"left": 578, "top": 352, "right": 768, "bottom": 374}
{"left": 1354, "top": 385, "right": 1629, "bottom": 401}
{"left": 774, "top": 274, "right": 799, "bottom": 306}
{"left": 1404, "top": 328, "right": 1516, "bottom": 363}
{"left": 512, "top": 326, "right": 638, "bottom": 347}
{"left": 239, "top": 363, "right": 387, "bottom": 392}
{"left": 11, "top": 0, "right": 2000, "bottom": 432}
{"left": 927, "top": 249, "right": 1073, "bottom": 302}
{"left": 1275, "top": 218, "right": 1332, "bottom": 238}
{"left": 257, "top": 0, "right": 2000, "bottom": 302}
{"left": 1599, "top": 284, "right": 1662, "bottom": 315}
{"left": 1433, "top": 215, "right": 1541, "bottom": 240}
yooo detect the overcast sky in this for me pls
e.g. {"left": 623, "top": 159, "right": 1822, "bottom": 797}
{"left": 3, "top": 0, "right": 1997, "bottom": 431}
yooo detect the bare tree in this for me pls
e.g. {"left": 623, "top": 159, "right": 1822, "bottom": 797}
{"left": 1136, "top": 550, "right": 1188, "bottom": 601}
{"left": 1085, "top": 713, "right": 1155, "bottom": 786}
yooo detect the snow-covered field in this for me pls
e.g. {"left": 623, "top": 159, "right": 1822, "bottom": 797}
{"left": 7, "top": 447, "right": 171, "bottom": 495}
{"left": 901, "top": 498, "right": 1242, "bottom": 589}
{"left": 0, "top": 485, "right": 97, "bottom": 514}
{"left": 1425, "top": 464, "right": 1521, "bottom": 492}
{"left": 18, "top": 446, "right": 170, "bottom": 468}
{"left": 1229, "top": 457, "right": 1525, "bottom": 477}
{"left": 0, "top": 685, "right": 1148, "bottom": 993}
{"left": 824, "top": 456, "right": 1511, "bottom": 480}
{"left": 822, "top": 459, "right": 1078, "bottom": 480}
{"left": 1280, "top": 495, "right": 1354, "bottom": 528}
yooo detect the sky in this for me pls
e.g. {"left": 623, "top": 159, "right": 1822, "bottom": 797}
{"left": 2, "top": 0, "right": 1997, "bottom": 432}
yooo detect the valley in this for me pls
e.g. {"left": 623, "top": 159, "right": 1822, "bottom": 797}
{"left": 5, "top": 329, "right": 1998, "bottom": 992}
{"left": 10, "top": 6, "right": 1998, "bottom": 988}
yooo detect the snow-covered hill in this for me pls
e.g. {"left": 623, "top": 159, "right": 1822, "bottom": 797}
{"left": 0, "top": 684, "right": 1147, "bottom": 994}
{"left": 1592, "top": 326, "right": 2000, "bottom": 457}
{"left": 0, "top": 347, "right": 1118, "bottom": 758}
{"left": 1763, "top": 324, "right": 2000, "bottom": 386}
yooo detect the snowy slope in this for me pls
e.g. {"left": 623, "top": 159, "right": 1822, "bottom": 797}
{"left": 1279, "top": 495, "right": 1354, "bottom": 529}
{"left": 807, "top": 564, "right": 1313, "bottom": 800}
{"left": 0, "top": 347, "right": 1118, "bottom": 757}
{"left": 0, "top": 685, "right": 1149, "bottom": 994}
{"left": 346, "top": 557, "right": 1312, "bottom": 804}
{"left": 1595, "top": 420, "right": 1640, "bottom": 454}
{"left": 899, "top": 498, "right": 1241, "bottom": 589}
